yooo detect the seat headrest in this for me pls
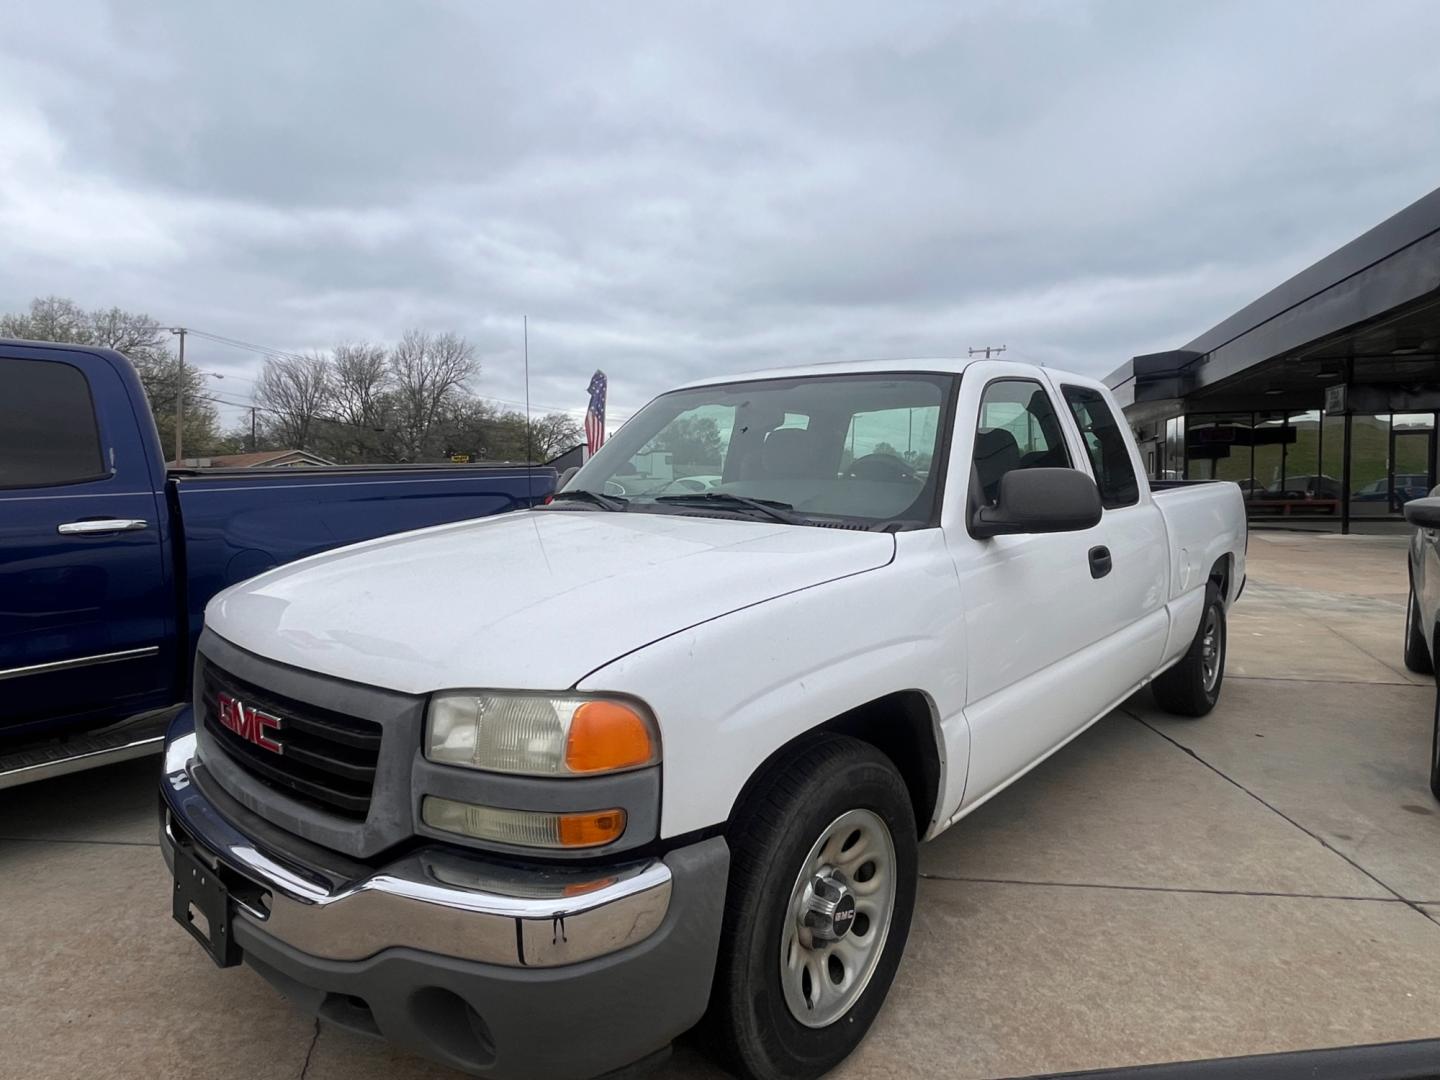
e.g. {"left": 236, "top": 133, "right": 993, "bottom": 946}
{"left": 973, "top": 427, "right": 1021, "bottom": 503}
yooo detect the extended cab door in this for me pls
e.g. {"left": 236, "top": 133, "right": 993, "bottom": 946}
{"left": 0, "top": 346, "right": 172, "bottom": 737}
{"left": 947, "top": 363, "right": 1119, "bottom": 807}
{"left": 1050, "top": 379, "right": 1168, "bottom": 677}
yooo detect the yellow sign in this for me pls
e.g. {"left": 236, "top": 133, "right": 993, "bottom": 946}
{"left": 450, "top": 453, "right": 471, "bottom": 463}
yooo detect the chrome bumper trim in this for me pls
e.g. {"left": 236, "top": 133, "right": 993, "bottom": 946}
{"left": 161, "top": 718, "right": 672, "bottom": 968}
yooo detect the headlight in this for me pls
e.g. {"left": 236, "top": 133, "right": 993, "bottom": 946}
{"left": 425, "top": 691, "right": 660, "bottom": 777}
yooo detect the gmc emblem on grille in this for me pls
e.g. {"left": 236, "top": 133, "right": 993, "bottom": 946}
{"left": 216, "top": 691, "right": 283, "bottom": 754}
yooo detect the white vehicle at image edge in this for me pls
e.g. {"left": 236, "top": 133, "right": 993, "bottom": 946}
{"left": 159, "top": 357, "right": 1246, "bottom": 1080}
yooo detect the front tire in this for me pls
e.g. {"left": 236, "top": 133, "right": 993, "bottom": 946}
{"left": 1405, "top": 583, "right": 1433, "bottom": 674}
{"left": 1153, "top": 582, "right": 1226, "bottom": 717}
{"left": 708, "top": 734, "right": 917, "bottom": 1080}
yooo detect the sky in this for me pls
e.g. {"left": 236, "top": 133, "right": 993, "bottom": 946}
{"left": 4, "top": 0, "right": 1440, "bottom": 432}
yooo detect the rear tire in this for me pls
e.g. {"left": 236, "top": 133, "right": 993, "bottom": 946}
{"left": 1153, "top": 582, "right": 1226, "bottom": 718}
{"left": 707, "top": 734, "right": 917, "bottom": 1080}
{"left": 1405, "top": 583, "right": 1434, "bottom": 675}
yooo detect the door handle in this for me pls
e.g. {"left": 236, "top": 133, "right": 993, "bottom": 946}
{"left": 1088, "top": 545, "right": 1112, "bottom": 579}
{"left": 57, "top": 518, "right": 148, "bottom": 535}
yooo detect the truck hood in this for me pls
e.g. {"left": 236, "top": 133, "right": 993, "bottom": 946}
{"left": 206, "top": 510, "right": 894, "bottom": 694}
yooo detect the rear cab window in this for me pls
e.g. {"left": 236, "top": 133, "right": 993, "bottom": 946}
{"left": 0, "top": 357, "right": 106, "bottom": 488}
{"left": 1060, "top": 384, "right": 1140, "bottom": 509}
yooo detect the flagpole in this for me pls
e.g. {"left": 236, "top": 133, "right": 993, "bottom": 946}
{"left": 523, "top": 315, "right": 534, "bottom": 498}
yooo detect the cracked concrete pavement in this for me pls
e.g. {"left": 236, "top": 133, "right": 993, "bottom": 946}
{"left": 2, "top": 530, "right": 1438, "bottom": 1079}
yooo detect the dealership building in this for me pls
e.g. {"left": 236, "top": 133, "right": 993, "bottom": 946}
{"left": 1107, "top": 186, "right": 1440, "bottom": 531}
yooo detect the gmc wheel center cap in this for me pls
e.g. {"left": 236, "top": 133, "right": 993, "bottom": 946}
{"left": 800, "top": 871, "right": 858, "bottom": 943}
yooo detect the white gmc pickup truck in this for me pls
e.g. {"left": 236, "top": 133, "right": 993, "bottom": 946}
{"left": 160, "top": 357, "right": 1246, "bottom": 1080}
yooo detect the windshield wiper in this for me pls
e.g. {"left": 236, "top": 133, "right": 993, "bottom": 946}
{"left": 653, "top": 492, "right": 806, "bottom": 525}
{"left": 549, "top": 489, "right": 629, "bottom": 512}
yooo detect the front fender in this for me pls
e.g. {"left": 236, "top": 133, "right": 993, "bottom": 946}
{"left": 575, "top": 534, "right": 969, "bottom": 839}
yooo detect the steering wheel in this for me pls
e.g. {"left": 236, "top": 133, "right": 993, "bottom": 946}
{"left": 845, "top": 453, "right": 915, "bottom": 482}
{"left": 603, "top": 480, "right": 629, "bottom": 496}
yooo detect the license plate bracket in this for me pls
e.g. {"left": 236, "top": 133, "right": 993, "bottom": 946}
{"left": 172, "top": 844, "right": 241, "bottom": 967}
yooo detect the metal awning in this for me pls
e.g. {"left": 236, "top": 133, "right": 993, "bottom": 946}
{"left": 1109, "top": 186, "right": 1440, "bottom": 417}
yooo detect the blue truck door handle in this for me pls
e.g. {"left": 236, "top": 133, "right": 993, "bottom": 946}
{"left": 57, "top": 518, "right": 149, "bottom": 535}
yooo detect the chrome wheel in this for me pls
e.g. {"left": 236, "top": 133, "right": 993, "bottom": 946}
{"left": 1200, "top": 606, "right": 1223, "bottom": 693}
{"left": 780, "top": 808, "right": 896, "bottom": 1028}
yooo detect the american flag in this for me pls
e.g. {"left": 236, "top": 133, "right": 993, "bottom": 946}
{"left": 585, "top": 370, "right": 608, "bottom": 455}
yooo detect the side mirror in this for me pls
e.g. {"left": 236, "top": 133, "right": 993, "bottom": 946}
{"left": 557, "top": 466, "right": 580, "bottom": 489}
{"left": 1404, "top": 496, "right": 1440, "bottom": 529}
{"left": 972, "top": 468, "right": 1103, "bottom": 539}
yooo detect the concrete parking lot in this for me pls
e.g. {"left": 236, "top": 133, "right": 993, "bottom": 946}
{"left": 3, "top": 531, "right": 1438, "bottom": 1079}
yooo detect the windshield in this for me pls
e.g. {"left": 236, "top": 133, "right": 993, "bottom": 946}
{"left": 559, "top": 372, "right": 955, "bottom": 528}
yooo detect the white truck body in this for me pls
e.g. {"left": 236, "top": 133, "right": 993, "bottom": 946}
{"left": 207, "top": 358, "right": 1245, "bottom": 838}
{"left": 163, "top": 356, "right": 1246, "bottom": 1080}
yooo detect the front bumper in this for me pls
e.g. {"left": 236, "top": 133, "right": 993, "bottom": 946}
{"left": 160, "top": 709, "right": 729, "bottom": 1078}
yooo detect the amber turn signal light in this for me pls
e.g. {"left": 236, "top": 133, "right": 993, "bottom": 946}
{"left": 557, "top": 808, "right": 627, "bottom": 847}
{"left": 564, "top": 700, "right": 658, "bottom": 773}
{"left": 422, "top": 797, "right": 628, "bottom": 849}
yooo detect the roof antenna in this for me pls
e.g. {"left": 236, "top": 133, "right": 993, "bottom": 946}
{"left": 968, "top": 345, "right": 1007, "bottom": 359}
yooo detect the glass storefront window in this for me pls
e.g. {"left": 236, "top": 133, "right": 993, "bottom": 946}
{"left": 1181, "top": 407, "right": 1436, "bottom": 526}
{"left": 1393, "top": 413, "right": 1436, "bottom": 506}
{"left": 1348, "top": 414, "right": 1393, "bottom": 519}
{"left": 1320, "top": 410, "right": 1346, "bottom": 504}
{"left": 1261, "top": 410, "right": 1336, "bottom": 518}
{"left": 1252, "top": 413, "right": 1286, "bottom": 500}
{"left": 1185, "top": 413, "right": 1251, "bottom": 486}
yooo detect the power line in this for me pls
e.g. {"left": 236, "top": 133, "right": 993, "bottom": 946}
{"left": 184, "top": 327, "right": 317, "bottom": 365}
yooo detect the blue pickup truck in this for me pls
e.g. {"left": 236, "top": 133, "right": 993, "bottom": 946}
{"left": 0, "top": 339, "right": 555, "bottom": 786}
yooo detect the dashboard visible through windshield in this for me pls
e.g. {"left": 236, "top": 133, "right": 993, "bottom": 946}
{"left": 555, "top": 372, "right": 957, "bottom": 529}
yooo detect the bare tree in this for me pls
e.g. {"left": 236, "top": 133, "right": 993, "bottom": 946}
{"left": 387, "top": 329, "right": 478, "bottom": 460}
{"left": 314, "top": 342, "right": 393, "bottom": 462}
{"left": 330, "top": 343, "right": 391, "bottom": 427}
{"left": 255, "top": 353, "right": 332, "bottom": 450}
{"left": 0, "top": 295, "right": 219, "bottom": 454}
{"left": 432, "top": 403, "right": 583, "bottom": 463}
{"left": 0, "top": 296, "right": 90, "bottom": 343}
{"left": 527, "top": 412, "right": 585, "bottom": 460}
{"left": 88, "top": 306, "right": 170, "bottom": 358}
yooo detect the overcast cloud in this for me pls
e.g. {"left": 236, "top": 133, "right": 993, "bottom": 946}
{"left": 4, "top": 0, "right": 1440, "bottom": 426}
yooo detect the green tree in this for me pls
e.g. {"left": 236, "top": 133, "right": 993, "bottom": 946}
{"left": 435, "top": 401, "right": 581, "bottom": 463}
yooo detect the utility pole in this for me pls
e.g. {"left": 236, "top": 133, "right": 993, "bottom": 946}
{"left": 968, "top": 345, "right": 1007, "bottom": 359}
{"left": 250, "top": 407, "right": 257, "bottom": 452}
{"left": 170, "top": 327, "right": 187, "bottom": 463}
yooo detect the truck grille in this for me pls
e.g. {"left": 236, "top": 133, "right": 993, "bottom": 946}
{"left": 198, "top": 658, "right": 382, "bottom": 819}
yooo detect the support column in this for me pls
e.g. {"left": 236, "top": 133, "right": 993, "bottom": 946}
{"left": 1340, "top": 411, "right": 1353, "bottom": 536}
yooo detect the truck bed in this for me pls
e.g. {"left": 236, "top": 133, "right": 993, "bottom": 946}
{"left": 1151, "top": 477, "right": 1248, "bottom": 614}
